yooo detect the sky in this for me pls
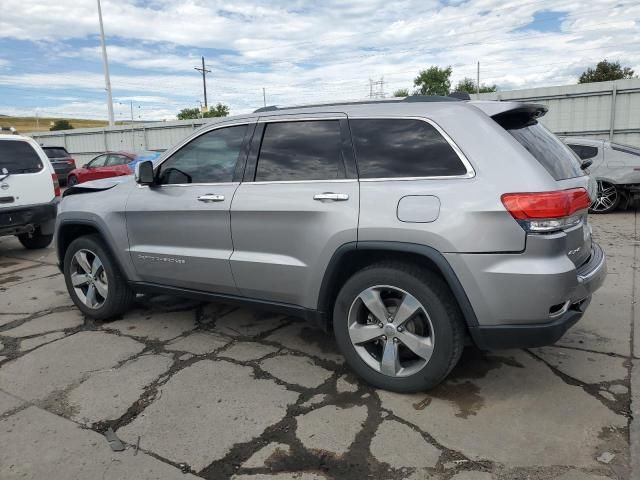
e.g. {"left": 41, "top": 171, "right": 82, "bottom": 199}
{"left": 0, "top": 0, "right": 638, "bottom": 121}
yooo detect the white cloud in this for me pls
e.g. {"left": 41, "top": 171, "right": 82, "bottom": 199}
{"left": 0, "top": 0, "right": 638, "bottom": 120}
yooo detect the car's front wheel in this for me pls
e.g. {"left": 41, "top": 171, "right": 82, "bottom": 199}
{"left": 590, "top": 180, "right": 620, "bottom": 214}
{"left": 67, "top": 175, "right": 79, "bottom": 186}
{"left": 333, "top": 262, "right": 465, "bottom": 392}
{"left": 63, "top": 234, "right": 135, "bottom": 320}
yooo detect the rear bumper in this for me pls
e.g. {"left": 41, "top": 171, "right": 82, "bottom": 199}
{"left": 52, "top": 164, "right": 74, "bottom": 180}
{"left": 0, "top": 200, "right": 58, "bottom": 236}
{"left": 465, "top": 241, "right": 607, "bottom": 350}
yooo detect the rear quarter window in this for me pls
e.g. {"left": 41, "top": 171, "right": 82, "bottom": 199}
{"left": 0, "top": 141, "right": 44, "bottom": 174}
{"left": 506, "top": 123, "right": 584, "bottom": 181}
{"left": 349, "top": 118, "right": 468, "bottom": 179}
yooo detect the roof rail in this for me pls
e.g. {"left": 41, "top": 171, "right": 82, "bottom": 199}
{"left": 252, "top": 95, "right": 463, "bottom": 113}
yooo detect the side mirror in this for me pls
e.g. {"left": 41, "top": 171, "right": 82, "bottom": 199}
{"left": 580, "top": 159, "right": 593, "bottom": 170}
{"left": 135, "top": 160, "right": 155, "bottom": 185}
{"left": 82, "top": 164, "right": 88, "bottom": 168}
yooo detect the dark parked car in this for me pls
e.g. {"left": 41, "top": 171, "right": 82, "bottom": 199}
{"left": 42, "top": 146, "right": 76, "bottom": 185}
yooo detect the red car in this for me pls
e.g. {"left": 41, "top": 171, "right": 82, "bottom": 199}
{"left": 67, "top": 150, "right": 162, "bottom": 186}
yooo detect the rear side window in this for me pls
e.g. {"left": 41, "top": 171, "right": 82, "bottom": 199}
{"left": 43, "top": 147, "right": 69, "bottom": 158}
{"left": 507, "top": 124, "right": 584, "bottom": 180}
{"left": 567, "top": 144, "right": 598, "bottom": 160}
{"left": 350, "top": 119, "right": 467, "bottom": 179}
{"left": 255, "top": 121, "right": 344, "bottom": 181}
{"left": 0, "top": 141, "right": 43, "bottom": 174}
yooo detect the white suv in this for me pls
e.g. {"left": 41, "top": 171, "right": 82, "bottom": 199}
{"left": 0, "top": 134, "right": 60, "bottom": 249}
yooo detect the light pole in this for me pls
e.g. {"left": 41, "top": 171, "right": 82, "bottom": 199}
{"left": 97, "top": 0, "right": 115, "bottom": 126}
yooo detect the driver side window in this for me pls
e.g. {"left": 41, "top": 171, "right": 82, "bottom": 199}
{"left": 88, "top": 155, "right": 108, "bottom": 168}
{"left": 157, "top": 124, "right": 248, "bottom": 185}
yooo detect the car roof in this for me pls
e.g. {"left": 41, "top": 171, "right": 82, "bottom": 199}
{"left": 0, "top": 133, "right": 31, "bottom": 141}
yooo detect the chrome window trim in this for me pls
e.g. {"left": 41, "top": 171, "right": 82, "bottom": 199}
{"left": 348, "top": 115, "right": 475, "bottom": 181}
{"left": 245, "top": 179, "right": 357, "bottom": 185}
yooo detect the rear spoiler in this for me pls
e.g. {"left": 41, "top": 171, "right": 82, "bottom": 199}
{"left": 470, "top": 101, "right": 548, "bottom": 129}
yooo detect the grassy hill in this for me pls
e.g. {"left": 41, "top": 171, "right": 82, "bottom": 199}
{"left": 0, "top": 116, "right": 110, "bottom": 133}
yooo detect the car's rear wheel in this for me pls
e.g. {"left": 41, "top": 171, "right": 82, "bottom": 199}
{"left": 590, "top": 180, "right": 620, "bottom": 214}
{"left": 333, "top": 262, "right": 465, "bottom": 392}
{"left": 17, "top": 227, "right": 53, "bottom": 249}
{"left": 63, "top": 234, "right": 135, "bottom": 320}
{"left": 67, "top": 175, "right": 79, "bottom": 186}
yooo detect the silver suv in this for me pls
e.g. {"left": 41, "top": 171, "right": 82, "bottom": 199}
{"left": 55, "top": 97, "right": 607, "bottom": 392}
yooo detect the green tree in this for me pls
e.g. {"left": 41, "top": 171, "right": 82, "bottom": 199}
{"left": 578, "top": 59, "right": 636, "bottom": 84}
{"left": 413, "top": 66, "right": 452, "bottom": 96}
{"left": 177, "top": 103, "right": 230, "bottom": 120}
{"left": 453, "top": 77, "right": 497, "bottom": 94}
{"left": 393, "top": 88, "right": 409, "bottom": 97}
{"left": 177, "top": 107, "right": 201, "bottom": 120}
{"left": 50, "top": 119, "right": 74, "bottom": 131}
{"left": 204, "top": 103, "right": 230, "bottom": 118}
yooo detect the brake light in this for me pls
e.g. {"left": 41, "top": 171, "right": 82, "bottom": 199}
{"left": 66, "top": 159, "right": 76, "bottom": 168}
{"left": 52, "top": 173, "right": 61, "bottom": 197}
{"left": 501, "top": 188, "right": 590, "bottom": 233}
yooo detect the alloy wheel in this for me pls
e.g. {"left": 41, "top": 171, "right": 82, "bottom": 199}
{"left": 70, "top": 249, "right": 108, "bottom": 309}
{"left": 591, "top": 180, "right": 618, "bottom": 213}
{"left": 347, "top": 285, "right": 435, "bottom": 378}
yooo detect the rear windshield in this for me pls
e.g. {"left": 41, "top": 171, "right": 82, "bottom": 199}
{"left": 0, "top": 141, "right": 44, "bottom": 174}
{"left": 43, "top": 147, "right": 69, "bottom": 158}
{"left": 506, "top": 123, "right": 584, "bottom": 180}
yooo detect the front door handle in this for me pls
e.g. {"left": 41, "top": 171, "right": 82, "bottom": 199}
{"left": 313, "top": 193, "right": 349, "bottom": 202}
{"left": 197, "top": 194, "right": 225, "bottom": 203}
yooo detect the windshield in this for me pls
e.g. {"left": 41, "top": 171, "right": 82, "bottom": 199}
{"left": 0, "top": 141, "right": 44, "bottom": 174}
{"left": 507, "top": 123, "right": 584, "bottom": 181}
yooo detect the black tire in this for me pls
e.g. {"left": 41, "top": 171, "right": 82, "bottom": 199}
{"left": 63, "top": 234, "right": 135, "bottom": 321}
{"left": 67, "top": 175, "right": 78, "bottom": 186}
{"left": 17, "top": 228, "right": 53, "bottom": 249}
{"left": 589, "top": 180, "right": 620, "bottom": 214}
{"left": 333, "top": 262, "right": 465, "bottom": 392}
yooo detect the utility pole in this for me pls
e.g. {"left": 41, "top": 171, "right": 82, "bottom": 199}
{"left": 194, "top": 56, "right": 211, "bottom": 110}
{"left": 97, "top": 0, "right": 114, "bottom": 126}
{"left": 476, "top": 61, "right": 480, "bottom": 95}
{"left": 263, "top": 88, "right": 266, "bottom": 107}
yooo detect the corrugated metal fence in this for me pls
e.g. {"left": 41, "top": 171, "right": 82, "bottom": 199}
{"left": 29, "top": 78, "right": 640, "bottom": 162}
{"left": 29, "top": 118, "right": 210, "bottom": 164}
{"left": 472, "top": 78, "right": 640, "bottom": 147}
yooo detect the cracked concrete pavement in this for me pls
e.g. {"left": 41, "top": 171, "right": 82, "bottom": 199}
{"left": 0, "top": 211, "right": 638, "bottom": 479}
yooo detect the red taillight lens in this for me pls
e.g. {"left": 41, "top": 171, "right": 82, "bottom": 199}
{"left": 501, "top": 188, "right": 590, "bottom": 220}
{"left": 52, "top": 173, "right": 61, "bottom": 197}
{"left": 66, "top": 159, "right": 76, "bottom": 168}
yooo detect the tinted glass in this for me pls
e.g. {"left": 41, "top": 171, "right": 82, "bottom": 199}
{"left": 88, "top": 155, "right": 108, "bottom": 168}
{"left": 567, "top": 144, "right": 598, "bottom": 160}
{"left": 0, "top": 141, "right": 43, "bottom": 174}
{"left": 350, "top": 119, "right": 467, "bottom": 178}
{"left": 255, "top": 121, "right": 344, "bottom": 181}
{"left": 508, "top": 123, "right": 584, "bottom": 180}
{"left": 43, "top": 147, "right": 69, "bottom": 158}
{"left": 158, "top": 125, "right": 247, "bottom": 184}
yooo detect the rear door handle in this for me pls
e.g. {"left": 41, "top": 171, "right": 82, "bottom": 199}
{"left": 197, "top": 194, "right": 225, "bottom": 202}
{"left": 313, "top": 193, "right": 349, "bottom": 201}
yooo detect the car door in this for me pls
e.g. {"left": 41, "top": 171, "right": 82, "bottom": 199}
{"left": 100, "top": 154, "right": 131, "bottom": 179}
{"left": 125, "top": 121, "right": 255, "bottom": 293}
{"left": 229, "top": 114, "right": 359, "bottom": 309}
{"left": 83, "top": 154, "right": 108, "bottom": 181}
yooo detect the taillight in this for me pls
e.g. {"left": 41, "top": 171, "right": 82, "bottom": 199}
{"left": 67, "top": 159, "right": 76, "bottom": 168}
{"left": 501, "top": 188, "right": 590, "bottom": 233}
{"left": 52, "top": 173, "right": 61, "bottom": 197}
